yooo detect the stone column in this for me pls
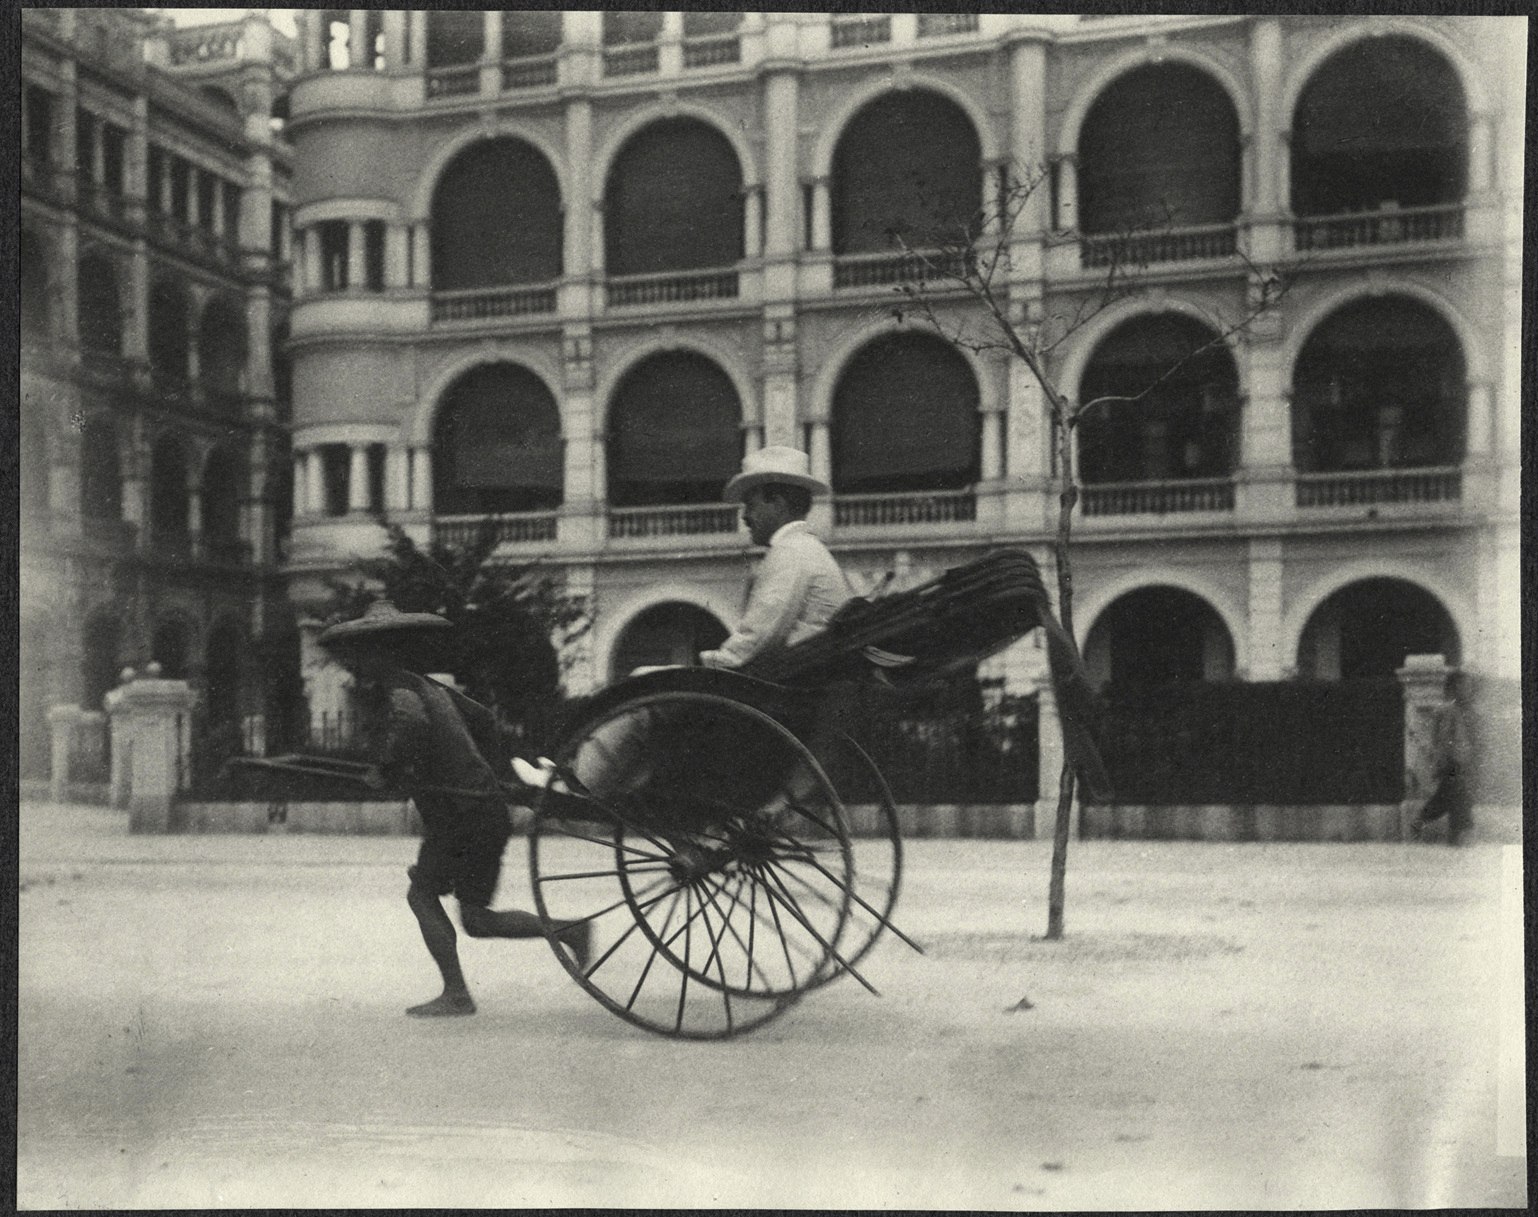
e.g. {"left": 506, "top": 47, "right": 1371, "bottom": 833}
{"left": 744, "top": 186, "right": 763, "bottom": 259}
{"left": 1397, "top": 654, "right": 1454, "bottom": 842}
{"left": 408, "top": 12, "right": 428, "bottom": 68}
{"left": 410, "top": 448, "right": 432, "bottom": 512}
{"left": 563, "top": 98, "right": 593, "bottom": 276}
{"left": 303, "top": 9, "right": 326, "bottom": 73}
{"left": 806, "top": 419, "right": 830, "bottom": 486}
{"left": 244, "top": 285, "right": 272, "bottom": 402}
{"left": 481, "top": 9, "right": 503, "bottom": 94}
{"left": 383, "top": 11, "right": 406, "bottom": 70}
{"left": 127, "top": 97, "right": 149, "bottom": 226}
{"left": 105, "top": 676, "right": 198, "bottom": 832}
{"left": 385, "top": 223, "right": 409, "bottom": 288}
{"left": 411, "top": 223, "right": 431, "bottom": 288}
{"left": 47, "top": 705, "right": 92, "bottom": 802}
{"left": 347, "top": 221, "right": 366, "bottom": 291}
{"left": 763, "top": 71, "right": 800, "bottom": 259}
{"left": 292, "top": 452, "right": 307, "bottom": 518}
{"left": 809, "top": 178, "right": 831, "bottom": 250}
{"left": 1249, "top": 19, "right": 1281, "bottom": 216}
{"left": 306, "top": 448, "right": 326, "bottom": 515}
{"left": 347, "top": 445, "right": 370, "bottom": 512}
{"left": 1055, "top": 155, "right": 1077, "bottom": 231}
{"left": 385, "top": 446, "right": 410, "bottom": 511}
{"left": 304, "top": 227, "right": 322, "bottom": 293}
{"left": 1245, "top": 537, "right": 1285, "bottom": 680}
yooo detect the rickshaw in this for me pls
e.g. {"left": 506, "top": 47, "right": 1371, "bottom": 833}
{"left": 237, "top": 547, "right": 1071, "bottom": 1039}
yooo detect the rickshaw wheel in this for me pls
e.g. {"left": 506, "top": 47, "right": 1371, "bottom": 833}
{"left": 529, "top": 691, "right": 857, "bottom": 1039}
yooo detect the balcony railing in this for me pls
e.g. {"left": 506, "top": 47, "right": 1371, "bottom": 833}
{"left": 1080, "top": 222, "right": 1238, "bottom": 269}
{"left": 169, "top": 22, "right": 243, "bottom": 65}
{"left": 76, "top": 179, "right": 132, "bottom": 227}
{"left": 606, "top": 268, "right": 739, "bottom": 308}
{"left": 834, "top": 490, "right": 977, "bottom": 528}
{"left": 831, "top": 16, "right": 892, "bottom": 48}
{"left": 1293, "top": 204, "right": 1466, "bottom": 252}
{"left": 431, "top": 284, "right": 558, "bottom": 323}
{"left": 1295, "top": 466, "right": 1462, "bottom": 508}
{"left": 917, "top": 13, "right": 981, "bottom": 36}
{"left": 608, "top": 504, "right": 740, "bottom": 539}
{"left": 603, "top": 43, "right": 659, "bottom": 77}
{"left": 146, "top": 210, "right": 239, "bottom": 266}
{"left": 1081, "top": 477, "right": 1236, "bottom": 516}
{"left": 425, "top": 63, "right": 480, "bottom": 99}
{"left": 434, "top": 511, "right": 559, "bottom": 548}
{"left": 833, "top": 248, "right": 974, "bottom": 289}
{"left": 20, "top": 154, "right": 66, "bottom": 201}
{"left": 683, "top": 35, "right": 741, "bottom": 68}
{"left": 502, "top": 53, "right": 558, "bottom": 90}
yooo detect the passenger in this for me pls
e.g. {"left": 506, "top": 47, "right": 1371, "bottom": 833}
{"left": 318, "top": 600, "right": 589, "bottom": 1018}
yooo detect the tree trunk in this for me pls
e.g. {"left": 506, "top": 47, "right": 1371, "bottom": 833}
{"left": 1044, "top": 415, "right": 1078, "bottom": 940}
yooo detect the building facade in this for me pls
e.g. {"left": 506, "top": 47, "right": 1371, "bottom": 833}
{"left": 19, "top": 9, "right": 298, "bottom": 778}
{"left": 276, "top": 12, "right": 1519, "bottom": 777}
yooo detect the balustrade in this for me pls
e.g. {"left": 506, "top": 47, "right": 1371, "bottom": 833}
{"left": 425, "top": 64, "right": 480, "bottom": 99}
{"left": 917, "top": 13, "right": 981, "bottom": 36}
{"left": 434, "top": 512, "right": 558, "bottom": 548}
{"left": 1080, "top": 478, "right": 1236, "bottom": 516}
{"left": 605, "top": 269, "right": 739, "bottom": 308}
{"left": 169, "top": 23, "right": 242, "bottom": 65}
{"left": 833, "top": 490, "right": 977, "bottom": 528}
{"left": 831, "top": 16, "right": 892, "bottom": 48}
{"left": 683, "top": 36, "right": 741, "bottom": 68}
{"left": 603, "top": 44, "right": 660, "bottom": 77}
{"left": 1080, "top": 223, "right": 1237, "bottom": 270}
{"left": 431, "top": 284, "right": 558, "bottom": 323}
{"left": 501, "top": 54, "right": 558, "bottom": 90}
{"left": 608, "top": 504, "right": 740, "bottom": 539}
{"left": 1293, "top": 204, "right": 1465, "bottom": 252}
{"left": 833, "top": 248, "right": 974, "bottom": 289}
{"left": 1294, "top": 467, "right": 1462, "bottom": 508}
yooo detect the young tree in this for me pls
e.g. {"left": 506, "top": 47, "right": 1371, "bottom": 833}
{"left": 887, "top": 163, "right": 1291, "bottom": 939}
{"left": 326, "top": 524, "right": 590, "bottom": 748}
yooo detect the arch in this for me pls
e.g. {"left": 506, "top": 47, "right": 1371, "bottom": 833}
{"left": 430, "top": 136, "right": 564, "bottom": 289}
{"left": 596, "top": 333, "right": 759, "bottom": 429}
{"left": 425, "top": 9, "right": 484, "bottom": 68}
{"left": 812, "top": 73, "right": 999, "bottom": 177}
{"left": 596, "top": 583, "right": 740, "bottom": 682}
{"left": 199, "top": 84, "right": 240, "bottom": 116}
{"left": 1078, "top": 570, "right": 1250, "bottom": 680}
{"left": 1081, "top": 584, "right": 1238, "bottom": 690}
{"left": 1295, "top": 576, "right": 1461, "bottom": 680}
{"left": 1285, "top": 563, "right": 1469, "bottom": 679}
{"left": 830, "top": 87, "right": 986, "bottom": 255}
{"left": 431, "top": 361, "right": 564, "bottom": 514}
{"left": 1056, "top": 292, "right": 1244, "bottom": 404}
{"left": 1058, "top": 45, "right": 1253, "bottom": 158}
{"left": 595, "top": 101, "right": 760, "bottom": 197}
{"left": 197, "top": 294, "right": 248, "bottom": 395}
{"left": 605, "top": 350, "right": 744, "bottom": 506}
{"left": 1076, "top": 61, "right": 1242, "bottom": 233}
{"left": 810, "top": 315, "right": 1000, "bottom": 427}
{"left": 608, "top": 601, "right": 730, "bottom": 681}
{"left": 410, "top": 122, "right": 569, "bottom": 221}
{"left": 200, "top": 446, "right": 244, "bottom": 550}
{"left": 150, "top": 612, "right": 196, "bottom": 681}
{"left": 830, "top": 331, "right": 981, "bottom": 494}
{"left": 1289, "top": 294, "right": 1467, "bottom": 473}
{"left": 1277, "top": 19, "right": 1486, "bottom": 132}
{"left": 410, "top": 346, "right": 565, "bottom": 446}
{"left": 148, "top": 278, "right": 192, "bottom": 380}
{"left": 149, "top": 432, "right": 191, "bottom": 540}
{"left": 603, "top": 116, "right": 745, "bottom": 276}
{"left": 77, "top": 249, "right": 123, "bottom": 356}
{"left": 1076, "top": 311, "right": 1242, "bottom": 484}
{"left": 1281, "top": 278, "right": 1486, "bottom": 385}
{"left": 1288, "top": 30, "right": 1468, "bottom": 216}
{"left": 79, "top": 415, "right": 123, "bottom": 522}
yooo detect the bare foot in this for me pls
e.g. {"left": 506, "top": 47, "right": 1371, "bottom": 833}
{"left": 407, "top": 993, "right": 476, "bottom": 1017}
{"left": 560, "top": 921, "right": 592, "bottom": 972}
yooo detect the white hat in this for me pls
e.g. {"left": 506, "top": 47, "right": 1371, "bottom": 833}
{"left": 722, "top": 446, "right": 829, "bottom": 502}
{"left": 317, "top": 599, "right": 452, "bottom": 646}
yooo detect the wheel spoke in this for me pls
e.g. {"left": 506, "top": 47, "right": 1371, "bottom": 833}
{"left": 693, "top": 872, "right": 781, "bottom": 994}
{"left": 626, "top": 887, "right": 682, "bottom": 1013}
{"left": 754, "top": 861, "right": 879, "bottom": 995}
{"left": 539, "top": 862, "right": 673, "bottom": 883}
{"left": 540, "top": 819, "right": 671, "bottom": 863}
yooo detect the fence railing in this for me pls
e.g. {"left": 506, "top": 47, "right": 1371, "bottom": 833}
{"left": 603, "top": 43, "right": 659, "bottom": 76}
{"left": 434, "top": 511, "right": 559, "bottom": 548}
{"left": 831, "top": 16, "right": 892, "bottom": 47}
{"left": 431, "top": 284, "right": 558, "bottom": 323}
{"left": 1081, "top": 477, "right": 1236, "bottom": 516}
{"left": 1080, "top": 222, "right": 1238, "bottom": 269}
{"left": 501, "top": 53, "right": 558, "bottom": 90}
{"left": 833, "top": 247, "right": 974, "bottom": 289}
{"left": 425, "top": 63, "right": 480, "bottom": 99}
{"left": 606, "top": 268, "right": 739, "bottom": 307}
{"left": 917, "top": 13, "right": 981, "bottom": 36}
{"left": 608, "top": 503, "right": 740, "bottom": 539}
{"left": 834, "top": 490, "right": 977, "bottom": 528}
{"left": 1293, "top": 204, "right": 1465, "bottom": 252}
{"left": 683, "top": 35, "right": 741, "bottom": 68}
{"left": 1295, "top": 466, "right": 1462, "bottom": 508}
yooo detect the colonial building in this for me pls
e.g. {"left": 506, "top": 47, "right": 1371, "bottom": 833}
{"left": 279, "top": 12, "right": 1520, "bottom": 783}
{"left": 19, "top": 9, "right": 297, "bottom": 779}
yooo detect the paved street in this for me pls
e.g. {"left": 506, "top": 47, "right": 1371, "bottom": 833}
{"left": 18, "top": 801, "right": 1526, "bottom": 1210}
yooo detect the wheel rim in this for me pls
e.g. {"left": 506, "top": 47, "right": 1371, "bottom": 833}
{"left": 529, "top": 691, "right": 856, "bottom": 1038}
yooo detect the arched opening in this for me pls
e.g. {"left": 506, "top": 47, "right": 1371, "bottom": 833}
{"left": 198, "top": 296, "right": 247, "bottom": 400}
{"left": 831, "top": 90, "right": 982, "bottom": 254}
{"left": 204, "top": 619, "right": 245, "bottom": 729}
{"left": 1292, "top": 36, "right": 1467, "bottom": 217}
{"left": 831, "top": 333, "right": 980, "bottom": 494}
{"left": 1299, "top": 578, "right": 1459, "bottom": 680}
{"left": 81, "top": 611, "right": 122, "bottom": 711}
{"left": 1083, "top": 587, "right": 1236, "bottom": 690}
{"left": 20, "top": 229, "right": 51, "bottom": 344}
{"left": 606, "top": 352, "right": 742, "bottom": 506}
{"left": 426, "top": 10, "right": 483, "bottom": 68}
{"left": 149, "top": 434, "right": 190, "bottom": 545}
{"left": 610, "top": 603, "right": 729, "bottom": 680}
{"left": 431, "top": 139, "right": 563, "bottom": 289}
{"left": 152, "top": 616, "right": 192, "bottom": 681}
{"left": 604, "top": 11, "right": 663, "bottom": 45}
{"left": 79, "top": 417, "right": 122, "bottom": 523}
{"left": 201, "top": 447, "right": 243, "bottom": 558}
{"left": 77, "top": 251, "right": 123, "bottom": 357}
{"left": 1079, "top": 63, "right": 1241, "bottom": 234}
{"left": 605, "top": 119, "right": 743, "bottom": 275}
{"left": 432, "top": 363, "right": 564, "bottom": 515}
{"left": 1292, "top": 297, "right": 1466, "bottom": 473}
{"left": 1078, "top": 314, "right": 1240, "bottom": 484}
{"left": 503, "top": 11, "right": 562, "bottom": 58}
{"left": 148, "top": 280, "right": 191, "bottom": 383}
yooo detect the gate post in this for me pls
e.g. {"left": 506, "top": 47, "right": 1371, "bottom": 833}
{"left": 47, "top": 705, "right": 89, "bottom": 803}
{"left": 1397, "top": 653, "right": 1454, "bottom": 841}
{"left": 104, "top": 672, "right": 198, "bottom": 832}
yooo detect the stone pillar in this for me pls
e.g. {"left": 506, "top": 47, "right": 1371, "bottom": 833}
{"left": 980, "top": 405, "right": 1004, "bottom": 481}
{"left": 384, "top": 446, "right": 410, "bottom": 511}
{"left": 763, "top": 72, "right": 800, "bottom": 259}
{"left": 304, "top": 227, "right": 322, "bottom": 293}
{"left": 1249, "top": 19, "right": 1281, "bottom": 217}
{"left": 347, "top": 445, "right": 369, "bottom": 512}
{"left": 1397, "top": 654, "right": 1455, "bottom": 842}
{"left": 1245, "top": 537, "right": 1285, "bottom": 680}
{"left": 292, "top": 452, "right": 307, "bottom": 518}
{"left": 809, "top": 178, "right": 831, "bottom": 251}
{"left": 48, "top": 705, "right": 89, "bottom": 802}
{"left": 303, "top": 9, "right": 326, "bottom": 73}
{"left": 411, "top": 223, "right": 431, "bottom": 288}
{"left": 410, "top": 448, "right": 432, "bottom": 512}
{"left": 744, "top": 186, "right": 763, "bottom": 259}
{"left": 385, "top": 223, "right": 409, "bottom": 288}
{"left": 306, "top": 448, "right": 326, "bottom": 514}
{"left": 104, "top": 676, "right": 197, "bottom": 832}
{"left": 383, "top": 11, "right": 406, "bottom": 70}
{"left": 563, "top": 98, "right": 593, "bottom": 277}
{"left": 408, "top": 12, "right": 428, "bottom": 68}
{"left": 806, "top": 419, "right": 830, "bottom": 486}
{"left": 347, "top": 220, "right": 366, "bottom": 291}
{"left": 1055, "top": 155, "right": 1077, "bottom": 231}
{"left": 127, "top": 97, "right": 149, "bottom": 225}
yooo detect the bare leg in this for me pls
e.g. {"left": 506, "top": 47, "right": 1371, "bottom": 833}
{"left": 406, "top": 878, "right": 475, "bottom": 1016}
{"left": 460, "top": 903, "right": 591, "bottom": 969}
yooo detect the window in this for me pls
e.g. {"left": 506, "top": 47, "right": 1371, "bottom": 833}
{"left": 102, "top": 124, "right": 126, "bottom": 195}
{"left": 364, "top": 220, "right": 386, "bottom": 290}
{"left": 319, "top": 220, "right": 349, "bottom": 291}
